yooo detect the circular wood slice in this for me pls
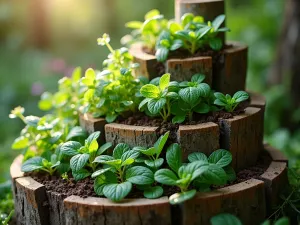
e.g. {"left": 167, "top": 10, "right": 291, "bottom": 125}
{"left": 129, "top": 42, "right": 247, "bottom": 95}
{"left": 79, "top": 113, "right": 106, "bottom": 142}
{"left": 10, "top": 144, "right": 288, "bottom": 225}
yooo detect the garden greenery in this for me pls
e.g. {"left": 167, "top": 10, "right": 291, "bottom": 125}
{"left": 124, "top": 10, "right": 230, "bottom": 62}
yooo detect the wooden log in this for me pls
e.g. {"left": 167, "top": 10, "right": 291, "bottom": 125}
{"left": 259, "top": 162, "right": 288, "bottom": 214}
{"left": 46, "top": 192, "right": 66, "bottom": 225}
{"left": 213, "top": 41, "right": 248, "bottom": 95}
{"left": 249, "top": 91, "right": 266, "bottom": 109}
{"left": 79, "top": 113, "right": 106, "bottom": 143}
{"left": 64, "top": 196, "right": 171, "bottom": 225}
{"left": 264, "top": 144, "right": 288, "bottom": 163}
{"left": 15, "top": 177, "right": 49, "bottom": 225}
{"left": 177, "top": 122, "right": 219, "bottom": 160}
{"left": 165, "top": 56, "right": 213, "bottom": 84}
{"left": 175, "top": 0, "right": 225, "bottom": 44}
{"left": 219, "top": 107, "right": 264, "bottom": 170}
{"left": 105, "top": 123, "right": 159, "bottom": 149}
{"left": 129, "top": 43, "right": 158, "bottom": 80}
{"left": 181, "top": 179, "right": 266, "bottom": 225}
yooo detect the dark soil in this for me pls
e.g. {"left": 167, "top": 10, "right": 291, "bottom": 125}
{"left": 28, "top": 150, "right": 271, "bottom": 199}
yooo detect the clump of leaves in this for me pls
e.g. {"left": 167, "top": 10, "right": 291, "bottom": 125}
{"left": 155, "top": 146, "right": 234, "bottom": 204}
{"left": 123, "top": 9, "right": 168, "bottom": 50}
{"left": 139, "top": 73, "right": 179, "bottom": 121}
{"left": 171, "top": 74, "right": 211, "bottom": 123}
{"left": 214, "top": 91, "right": 249, "bottom": 112}
{"left": 92, "top": 143, "right": 154, "bottom": 202}
{"left": 60, "top": 131, "right": 112, "bottom": 181}
{"left": 0, "top": 182, "right": 14, "bottom": 225}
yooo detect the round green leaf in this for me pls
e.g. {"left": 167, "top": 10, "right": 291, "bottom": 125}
{"left": 91, "top": 168, "right": 111, "bottom": 178}
{"left": 224, "top": 166, "right": 236, "bottom": 182}
{"left": 155, "top": 47, "right": 169, "bottom": 62}
{"left": 145, "top": 158, "right": 164, "bottom": 169}
{"left": 125, "top": 21, "right": 143, "bottom": 29}
{"left": 154, "top": 169, "right": 178, "bottom": 186}
{"left": 197, "top": 83, "right": 211, "bottom": 97}
{"left": 72, "top": 169, "right": 91, "bottom": 181}
{"left": 169, "top": 189, "right": 196, "bottom": 205}
{"left": 188, "top": 152, "right": 208, "bottom": 163}
{"left": 148, "top": 98, "right": 166, "bottom": 115}
{"left": 210, "top": 213, "right": 242, "bottom": 225}
{"left": 208, "top": 149, "right": 232, "bottom": 167}
{"left": 12, "top": 136, "right": 29, "bottom": 150}
{"left": 212, "top": 14, "right": 226, "bottom": 30}
{"left": 144, "top": 186, "right": 164, "bottom": 199}
{"left": 159, "top": 73, "right": 170, "bottom": 90}
{"left": 61, "top": 141, "right": 82, "bottom": 156}
{"left": 103, "top": 182, "right": 132, "bottom": 202}
{"left": 126, "top": 166, "right": 154, "bottom": 185}
{"left": 166, "top": 143, "right": 182, "bottom": 172}
{"left": 70, "top": 153, "right": 90, "bottom": 172}
{"left": 21, "top": 157, "right": 43, "bottom": 172}
{"left": 113, "top": 143, "right": 130, "bottom": 159}
{"left": 199, "top": 164, "right": 228, "bottom": 185}
{"left": 140, "top": 84, "right": 160, "bottom": 98}
{"left": 233, "top": 91, "right": 249, "bottom": 103}
{"left": 94, "top": 172, "right": 118, "bottom": 196}
{"left": 66, "top": 126, "right": 87, "bottom": 141}
{"left": 179, "top": 87, "right": 201, "bottom": 106}
{"left": 191, "top": 74, "right": 205, "bottom": 83}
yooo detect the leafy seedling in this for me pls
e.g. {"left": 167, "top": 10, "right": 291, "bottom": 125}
{"left": 92, "top": 143, "right": 155, "bottom": 201}
{"left": 214, "top": 91, "right": 249, "bottom": 112}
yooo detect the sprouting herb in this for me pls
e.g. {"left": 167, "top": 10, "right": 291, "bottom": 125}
{"left": 139, "top": 73, "right": 179, "bottom": 121}
{"left": 155, "top": 146, "right": 234, "bottom": 204}
{"left": 60, "top": 131, "right": 112, "bottom": 181}
{"left": 214, "top": 91, "right": 249, "bottom": 112}
{"left": 92, "top": 143, "right": 154, "bottom": 202}
{"left": 171, "top": 74, "right": 211, "bottom": 123}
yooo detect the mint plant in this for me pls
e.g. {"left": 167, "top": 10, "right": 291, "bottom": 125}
{"left": 60, "top": 131, "right": 112, "bottom": 181}
{"left": 171, "top": 74, "right": 211, "bottom": 123}
{"left": 92, "top": 143, "right": 154, "bottom": 201}
{"left": 214, "top": 91, "right": 249, "bottom": 112}
{"left": 139, "top": 73, "right": 179, "bottom": 121}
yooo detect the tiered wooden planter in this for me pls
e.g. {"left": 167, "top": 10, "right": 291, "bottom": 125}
{"left": 10, "top": 145, "right": 287, "bottom": 225}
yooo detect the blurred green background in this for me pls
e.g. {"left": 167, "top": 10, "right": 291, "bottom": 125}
{"left": 1, "top": 0, "right": 296, "bottom": 184}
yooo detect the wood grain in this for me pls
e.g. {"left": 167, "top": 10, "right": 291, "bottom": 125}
{"left": 79, "top": 113, "right": 106, "bottom": 143}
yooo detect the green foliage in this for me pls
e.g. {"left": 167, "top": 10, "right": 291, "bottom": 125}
{"left": 0, "top": 182, "right": 14, "bottom": 225}
{"left": 92, "top": 143, "right": 155, "bottom": 202}
{"left": 210, "top": 213, "right": 242, "bottom": 225}
{"left": 155, "top": 147, "right": 234, "bottom": 204}
{"left": 214, "top": 91, "right": 249, "bottom": 112}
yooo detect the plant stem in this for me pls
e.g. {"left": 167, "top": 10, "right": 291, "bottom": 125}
{"left": 105, "top": 42, "right": 114, "bottom": 54}
{"left": 191, "top": 42, "right": 196, "bottom": 55}
{"left": 188, "top": 111, "right": 193, "bottom": 122}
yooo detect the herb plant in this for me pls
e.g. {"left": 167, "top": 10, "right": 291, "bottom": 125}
{"left": 171, "top": 74, "right": 211, "bottom": 123}
{"left": 60, "top": 131, "right": 112, "bottom": 181}
{"left": 92, "top": 143, "right": 155, "bottom": 202}
{"left": 155, "top": 146, "right": 234, "bottom": 204}
{"left": 214, "top": 91, "right": 249, "bottom": 112}
{"left": 139, "top": 73, "right": 179, "bottom": 121}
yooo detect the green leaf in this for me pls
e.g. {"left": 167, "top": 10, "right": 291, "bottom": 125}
{"left": 102, "top": 159, "right": 122, "bottom": 167}
{"left": 70, "top": 153, "right": 90, "bottom": 172}
{"left": 199, "top": 164, "right": 227, "bottom": 185}
{"left": 126, "top": 166, "right": 154, "bottom": 185}
{"left": 72, "top": 169, "right": 91, "bottom": 181}
{"left": 274, "top": 217, "right": 290, "bottom": 225}
{"left": 184, "top": 161, "right": 209, "bottom": 180}
{"left": 140, "top": 84, "right": 160, "bottom": 98}
{"left": 197, "top": 83, "right": 211, "bottom": 97}
{"left": 210, "top": 213, "right": 242, "bottom": 225}
{"left": 121, "top": 158, "right": 135, "bottom": 166}
{"left": 168, "top": 21, "right": 182, "bottom": 34}
{"left": 145, "top": 9, "right": 160, "bottom": 20}
{"left": 166, "top": 143, "right": 182, "bottom": 172}
{"left": 194, "top": 102, "right": 210, "bottom": 114}
{"left": 140, "top": 147, "right": 157, "bottom": 156}
{"left": 91, "top": 168, "right": 111, "bottom": 178}
{"left": 214, "top": 99, "right": 227, "bottom": 106}
{"left": 169, "top": 189, "right": 196, "bottom": 205}
{"left": 214, "top": 92, "right": 226, "bottom": 102}
{"left": 212, "top": 14, "right": 225, "bottom": 30}
{"left": 85, "top": 131, "right": 100, "bottom": 147}
{"left": 233, "top": 91, "right": 249, "bottom": 103}
{"left": 139, "top": 98, "right": 151, "bottom": 111}
{"left": 125, "top": 21, "right": 143, "bottom": 29}
{"left": 159, "top": 73, "right": 170, "bottom": 90}
{"left": 145, "top": 158, "right": 164, "bottom": 169}
{"left": 148, "top": 98, "right": 166, "bottom": 115}
{"left": 208, "top": 149, "right": 232, "bottom": 167}
{"left": 97, "top": 142, "right": 113, "bottom": 155}
{"left": 72, "top": 67, "right": 81, "bottom": 82}
{"left": 188, "top": 152, "right": 208, "bottom": 163}
{"left": 191, "top": 74, "right": 205, "bottom": 83}
{"left": 113, "top": 143, "right": 130, "bottom": 159}
{"left": 93, "top": 155, "right": 114, "bottom": 163}
{"left": 144, "top": 186, "right": 164, "bottom": 199}
{"left": 179, "top": 87, "right": 201, "bottom": 106}
{"left": 155, "top": 169, "right": 178, "bottom": 186}
{"left": 66, "top": 126, "right": 87, "bottom": 141}
{"left": 105, "top": 114, "right": 118, "bottom": 123}
{"left": 103, "top": 182, "right": 132, "bottom": 202}
{"left": 61, "top": 141, "right": 82, "bottom": 156}
{"left": 170, "top": 39, "right": 183, "bottom": 51}
{"left": 21, "top": 157, "right": 43, "bottom": 172}
{"left": 154, "top": 131, "right": 170, "bottom": 157}
{"left": 12, "top": 136, "right": 29, "bottom": 149}
{"left": 209, "top": 38, "right": 223, "bottom": 51}
{"left": 94, "top": 172, "right": 118, "bottom": 196}
{"left": 89, "top": 139, "right": 99, "bottom": 153}
{"left": 24, "top": 116, "right": 40, "bottom": 127}
{"left": 155, "top": 47, "right": 169, "bottom": 62}
{"left": 121, "top": 150, "right": 140, "bottom": 162}
{"left": 224, "top": 166, "right": 236, "bottom": 182}
{"left": 172, "top": 115, "right": 186, "bottom": 124}
{"left": 181, "top": 13, "right": 194, "bottom": 27}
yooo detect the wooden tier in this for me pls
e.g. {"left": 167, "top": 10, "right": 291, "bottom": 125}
{"left": 129, "top": 41, "right": 247, "bottom": 95}
{"left": 10, "top": 146, "right": 288, "bottom": 225}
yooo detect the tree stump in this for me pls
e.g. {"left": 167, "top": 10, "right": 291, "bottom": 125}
{"left": 79, "top": 113, "right": 106, "bottom": 142}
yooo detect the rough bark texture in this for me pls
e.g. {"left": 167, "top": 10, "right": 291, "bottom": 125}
{"left": 259, "top": 162, "right": 288, "bottom": 214}
{"left": 219, "top": 107, "right": 264, "bottom": 170}
{"left": 79, "top": 113, "right": 106, "bottom": 143}
{"left": 177, "top": 122, "right": 219, "bottom": 160}
{"left": 181, "top": 179, "right": 266, "bottom": 225}
{"left": 175, "top": 0, "right": 225, "bottom": 44}
{"left": 165, "top": 56, "right": 212, "bottom": 84}
{"left": 15, "top": 177, "right": 49, "bottom": 225}
{"left": 47, "top": 192, "right": 66, "bottom": 225}
{"left": 105, "top": 123, "right": 159, "bottom": 149}
{"left": 129, "top": 43, "right": 158, "bottom": 80}
{"left": 213, "top": 42, "right": 248, "bottom": 95}
{"left": 63, "top": 196, "right": 171, "bottom": 225}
